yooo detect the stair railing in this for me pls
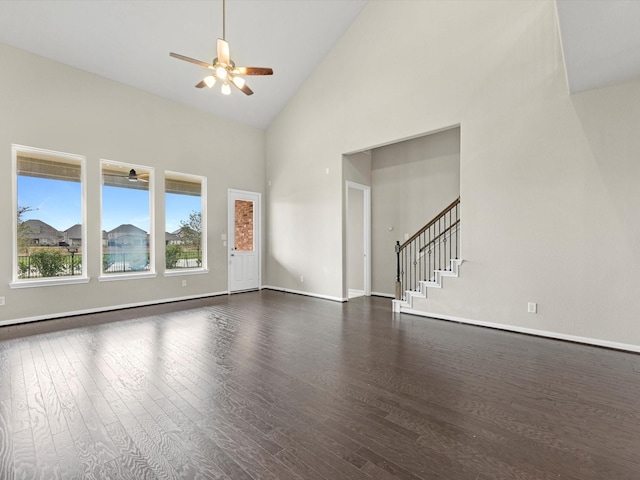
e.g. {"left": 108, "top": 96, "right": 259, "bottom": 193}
{"left": 395, "top": 197, "right": 460, "bottom": 300}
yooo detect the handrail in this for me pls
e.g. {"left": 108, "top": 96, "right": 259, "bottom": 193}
{"left": 419, "top": 219, "right": 460, "bottom": 253}
{"left": 395, "top": 197, "right": 460, "bottom": 300}
{"left": 400, "top": 197, "right": 460, "bottom": 249}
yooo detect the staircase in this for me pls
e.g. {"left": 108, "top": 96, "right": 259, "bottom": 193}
{"left": 392, "top": 197, "right": 461, "bottom": 312}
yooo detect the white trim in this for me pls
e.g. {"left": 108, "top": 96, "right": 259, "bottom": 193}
{"left": 10, "top": 276, "right": 90, "bottom": 289}
{"left": 345, "top": 181, "right": 371, "bottom": 297}
{"left": 164, "top": 170, "right": 207, "bottom": 273}
{"left": 12, "top": 144, "right": 88, "bottom": 284}
{"left": 99, "top": 272, "right": 157, "bottom": 282}
{"left": 0, "top": 291, "right": 228, "bottom": 328}
{"left": 100, "top": 158, "right": 156, "bottom": 276}
{"left": 228, "top": 189, "right": 262, "bottom": 293}
{"left": 371, "top": 291, "right": 395, "bottom": 298}
{"left": 164, "top": 268, "right": 209, "bottom": 277}
{"left": 400, "top": 309, "right": 640, "bottom": 354}
{"left": 262, "top": 285, "right": 347, "bottom": 303}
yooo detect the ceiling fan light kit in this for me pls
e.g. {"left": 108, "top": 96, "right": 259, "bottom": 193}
{"left": 169, "top": 0, "right": 273, "bottom": 97}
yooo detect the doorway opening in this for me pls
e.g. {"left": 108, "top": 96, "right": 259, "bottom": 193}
{"left": 343, "top": 126, "right": 461, "bottom": 298}
{"left": 346, "top": 181, "right": 371, "bottom": 299}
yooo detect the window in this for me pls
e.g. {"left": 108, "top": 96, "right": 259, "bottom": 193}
{"left": 164, "top": 172, "right": 206, "bottom": 273}
{"left": 12, "top": 145, "right": 87, "bottom": 286}
{"left": 101, "top": 161, "right": 154, "bottom": 278}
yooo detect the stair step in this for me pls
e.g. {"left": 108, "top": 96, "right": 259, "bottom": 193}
{"left": 396, "top": 258, "right": 464, "bottom": 313}
{"left": 437, "top": 269, "right": 457, "bottom": 277}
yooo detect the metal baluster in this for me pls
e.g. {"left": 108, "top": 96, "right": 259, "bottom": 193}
{"left": 436, "top": 217, "right": 440, "bottom": 272}
{"left": 448, "top": 208, "right": 452, "bottom": 267}
{"left": 410, "top": 240, "right": 416, "bottom": 290}
{"left": 428, "top": 225, "right": 432, "bottom": 282}
{"left": 418, "top": 232, "right": 424, "bottom": 281}
{"left": 405, "top": 245, "right": 409, "bottom": 296}
{"left": 395, "top": 241, "right": 401, "bottom": 300}
{"left": 441, "top": 216, "right": 444, "bottom": 271}
{"left": 400, "top": 248, "right": 407, "bottom": 300}
{"left": 457, "top": 202, "right": 460, "bottom": 259}
{"left": 392, "top": 198, "right": 461, "bottom": 301}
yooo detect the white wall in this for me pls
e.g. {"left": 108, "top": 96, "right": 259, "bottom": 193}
{"left": 265, "top": 1, "right": 640, "bottom": 348}
{"left": 371, "top": 129, "right": 460, "bottom": 295}
{"left": 0, "top": 43, "right": 264, "bottom": 323}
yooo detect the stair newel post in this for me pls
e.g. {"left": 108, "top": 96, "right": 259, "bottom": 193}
{"left": 395, "top": 241, "right": 401, "bottom": 300}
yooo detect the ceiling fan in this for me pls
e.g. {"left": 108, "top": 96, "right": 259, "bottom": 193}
{"left": 102, "top": 169, "right": 149, "bottom": 183}
{"left": 169, "top": 0, "right": 273, "bottom": 96}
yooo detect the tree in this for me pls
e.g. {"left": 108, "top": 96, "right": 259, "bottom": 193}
{"left": 17, "top": 205, "right": 35, "bottom": 255}
{"left": 166, "top": 244, "right": 182, "bottom": 269}
{"left": 29, "top": 249, "right": 67, "bottom": 277}
{"left": 179, "top": 211, "right": 202, "bottom": 266}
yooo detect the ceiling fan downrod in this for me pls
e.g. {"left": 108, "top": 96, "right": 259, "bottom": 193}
{"left": 222, "top": 0, "right": 226, "bottom": 41}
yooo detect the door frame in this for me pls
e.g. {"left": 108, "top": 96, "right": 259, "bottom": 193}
{"left": 345, "top": 181, "right": 371, "bottom": 298}
{"left": 227, "top": 188, "right": 261, "bottom": 293}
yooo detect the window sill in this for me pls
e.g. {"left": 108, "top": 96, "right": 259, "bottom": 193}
{"left": 10, "top": 276, "right": 90, "bottom": 289}
{"left": 98, "top": 272, "right": 157, "bottom": 282}
{"left": 164, "top": 268, "right": 209, "bottom": 277}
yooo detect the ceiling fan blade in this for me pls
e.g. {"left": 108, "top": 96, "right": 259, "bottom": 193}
{"left": 169, "top": 52, "right": 213, "bottom": 69}
{"left": 233, "top": 66, "right": 273, "bottom": 76}
{"left": 195, "top": 80, "right": 207, "bottom": 88}
{"left": 231, "top": 80, "right": 254, "bottom": 96}
{"left": 217, "top": 39, "right": 230, "bottom": 65}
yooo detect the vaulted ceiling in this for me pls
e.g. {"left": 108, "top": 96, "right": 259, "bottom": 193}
{"left": 0, "top": 0, "right": 367, "bottom": 129}
{"left": 0, "top": 1, "right": 637, "bottom": 130}
{"left": 555, "top": 0, "right": 640, "bottom": 94}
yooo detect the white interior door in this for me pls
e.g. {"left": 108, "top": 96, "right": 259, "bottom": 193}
{"left": 228, "top": 189, "right": 261, "bottom": 292}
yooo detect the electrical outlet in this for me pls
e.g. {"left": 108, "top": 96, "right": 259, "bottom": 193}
{"left": 182, "top": 280, "right": 187, "bottom": 287}
{"left": 527, "top": 302, "right": 537, "bottom": 313}
{"left": 0, "top": 296, "right": 5, "bottom": 306}
{"left": 300, "top": 275, "right": 304, "bottom": 283}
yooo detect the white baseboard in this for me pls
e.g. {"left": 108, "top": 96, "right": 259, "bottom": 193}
{"left": 400, "top": 308, "right": 640, "bottom": 354}
{"left": 262, "top": 285, "right": 347, "bottom": 302}
{"left": 0, "top": 291, "right": 229, "bottom": 328}
{"left": 371, "top": 291, "right": 395, "bottom": 299}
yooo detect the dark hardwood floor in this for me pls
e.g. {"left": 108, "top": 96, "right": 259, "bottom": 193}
{"left": 1, "top": 290, "right": 639, "bottom": 479}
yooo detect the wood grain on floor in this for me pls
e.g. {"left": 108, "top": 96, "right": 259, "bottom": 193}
{"left": 0, "top": 290, "right": 639, "bottom": 479}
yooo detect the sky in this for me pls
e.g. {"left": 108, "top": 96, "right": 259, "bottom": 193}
{"left": 18, "top": 176, "right": 200, "bottom": 234}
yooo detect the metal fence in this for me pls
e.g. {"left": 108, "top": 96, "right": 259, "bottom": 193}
{"left": 18, "top": 249, "right": 201, "bottom": 278}
{"left": 18, "top": 254, "right": 82, "bottom": 278}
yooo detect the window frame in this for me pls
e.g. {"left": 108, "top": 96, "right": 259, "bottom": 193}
{"left": 163, "top": 170, "right": 208, "bottom": 276}
{"left": 10, "top": 144, "right": 89, "bottom": 288}
{"left": 99, "top": 159, "right": 156, "bottom": 282}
